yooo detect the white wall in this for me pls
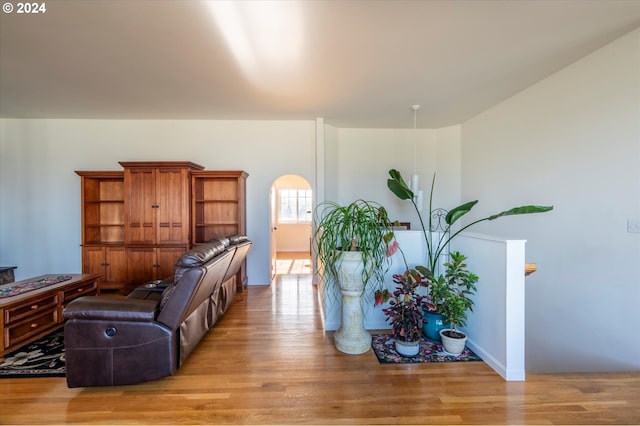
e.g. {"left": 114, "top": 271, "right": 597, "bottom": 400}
{"left": 336, "top": 126, "right": 462, "bottom": 227}
{"left": 0, "top": 119, "right": 316, "bottom": 285}
{"left": 461, "top": 28, "right": 640, "bottom": 372}
{"left": 322, "top": 123, "right": 340, "bottom": 203}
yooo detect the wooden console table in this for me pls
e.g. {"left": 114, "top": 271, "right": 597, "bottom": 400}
{"left": 0, "top": 273, "right": 101, "bottom": 356}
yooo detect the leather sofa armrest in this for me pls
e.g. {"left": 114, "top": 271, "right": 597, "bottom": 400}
{"left": 132, "top": 278, "right": 173, "bottom": 292}
{"left": 63, "top": 296, "right": 159, "bottom": 322}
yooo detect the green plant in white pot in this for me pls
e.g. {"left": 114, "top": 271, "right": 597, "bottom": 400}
{"left": 428, "top": 252, "right": 478, "bottom": 354}
{"left": 313, "top": 199, "right": 394, "bottom": 354}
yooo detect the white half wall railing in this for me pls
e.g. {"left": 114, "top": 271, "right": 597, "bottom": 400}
{"left": 318, "top": 230, "right": 527, "bottom": 382}
{"left": 454, "top": 232, "right": 526, "bottom": 381}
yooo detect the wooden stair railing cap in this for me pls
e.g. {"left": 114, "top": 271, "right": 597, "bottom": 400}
{"left": 525, "top": 262, "right": 537, "bottom": 276}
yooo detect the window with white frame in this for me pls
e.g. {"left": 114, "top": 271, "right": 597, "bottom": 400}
{"left": 278, "top": 189, "right": 312, "bottom": 223}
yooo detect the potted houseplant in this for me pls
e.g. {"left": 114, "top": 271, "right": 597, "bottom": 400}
{"left": 313, "top": 199, "right": 394, "bottom": 354}
{"left": 375, "top": 268, "right": 429, "bottom": 356}
{"left": 426, "top": 252, "right": 478, "bottom": 354}
{"left": 386, "top": 169, "right": 553, "bottom": 341}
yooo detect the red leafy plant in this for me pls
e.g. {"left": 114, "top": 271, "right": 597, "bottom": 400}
{"left": 375, "top": 269, "right": 430, "bottom": 342}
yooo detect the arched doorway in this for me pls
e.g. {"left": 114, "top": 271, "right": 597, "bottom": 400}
{"left": 270, "top": 175, "right": 313, "bottom": 281}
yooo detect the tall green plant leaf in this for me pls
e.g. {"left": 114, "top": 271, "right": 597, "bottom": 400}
{"left": 387, "top": 169, "right": 414, "bottom": 200}
{"left": 445, "top": 201, "right": 478, "bottom": 225}
{"left": 487, "top": 205, "right": 554, "bottom": 220}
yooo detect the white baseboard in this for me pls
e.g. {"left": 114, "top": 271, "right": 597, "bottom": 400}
{"left": 466, "top": 338, "right": 526, "bottom": 381}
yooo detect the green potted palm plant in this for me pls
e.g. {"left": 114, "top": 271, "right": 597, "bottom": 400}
{"left": 313, "top": 199, "right": 394, "bottom": 354}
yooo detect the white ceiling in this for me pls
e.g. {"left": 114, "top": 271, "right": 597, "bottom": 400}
{"left": 1, "top": 0, "right": 639, "bottom": 128}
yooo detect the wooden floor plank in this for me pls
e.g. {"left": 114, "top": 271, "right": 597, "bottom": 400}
{"left": 1, "top": 272, "right": 639, "bottom": 424}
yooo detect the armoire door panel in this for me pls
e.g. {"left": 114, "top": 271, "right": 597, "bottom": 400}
{"left": 82, "top": 246, "right": 106, "bottom": 276}
{"left": 125, "top": 169, "right": 157, "bottom": 244}
{"left": 82, "top": 245, "right": 127, "bottom": 292}
{"left": 156, "top": 168, "right": 190, "bottom": 245}
{"left": 105, "top": 246, "right": 128, "bottom": 284}
{"left": 127, "top": 247, "right": 156, "bottom": 285}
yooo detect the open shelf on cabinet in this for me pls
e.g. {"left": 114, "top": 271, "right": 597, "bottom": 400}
{"left": 191, "top": 171, "right": 247, "bottom": 244}
{"left": 76, "top": 172, "right": 125, "bottom": 245}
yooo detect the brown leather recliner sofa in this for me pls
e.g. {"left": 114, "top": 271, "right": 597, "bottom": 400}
{"left": 62, "top": 235, "right": 251, "bottom": 387}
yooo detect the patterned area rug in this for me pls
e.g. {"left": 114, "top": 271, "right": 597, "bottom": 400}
{"left": 371, "top": 333, "right": 482, "bottom": 364}
{"left": 0, "top": 330, "right": 65, "bottom": 378}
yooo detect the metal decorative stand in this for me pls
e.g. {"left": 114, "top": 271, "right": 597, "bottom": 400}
{"left": 429, "top": 208, "right": 449, "bottom": 233}
{"left": 429, "top": 208, "right": 450, "bottom": 276}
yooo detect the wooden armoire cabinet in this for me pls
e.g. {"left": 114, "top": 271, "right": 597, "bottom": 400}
{"left": 77, "top": 163, "right": 248, "bottom": 293}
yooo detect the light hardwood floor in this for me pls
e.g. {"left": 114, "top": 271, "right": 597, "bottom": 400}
{"left": 1, "top": 270, "right": 639, "bottom": 424}
{"left": 275, "top": 251, "right": 312, "bottom": 275}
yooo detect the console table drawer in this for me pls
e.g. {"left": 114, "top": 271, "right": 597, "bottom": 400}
{"left": 62, "top": 280, "right": 98, "bottom": 305}
{"left": 3, "top": 293, "right": 58, "bottom": 325}
{"left": 4, "top": 308, "right": 58, "bottom": 349}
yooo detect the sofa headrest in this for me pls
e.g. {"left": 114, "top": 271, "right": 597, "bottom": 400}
{"left": 214, "top": 237, "right": 230, "bottom": 248}
{"left": 176, "top": 240, "right": 227, "bottom": 268}
{"left": 228, "top": 234, "right": 248, "bottom": 245}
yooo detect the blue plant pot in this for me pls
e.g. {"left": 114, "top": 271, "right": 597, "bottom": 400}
{"left": 422, "top": 310, "right": 450, "bottom": 342}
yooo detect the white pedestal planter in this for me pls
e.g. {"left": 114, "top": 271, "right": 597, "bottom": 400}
{"left": 333, "top": 251, "right": 371, "bottom": 355}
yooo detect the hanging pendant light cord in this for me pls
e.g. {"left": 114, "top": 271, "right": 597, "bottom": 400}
{"left": 412, "top": 105, "right": 420, "bottom": 174}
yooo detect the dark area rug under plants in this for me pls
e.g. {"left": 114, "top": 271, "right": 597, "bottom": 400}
{"left": 371, "top": 333, "right": 482, "bottom": 364}
{"left": 0, "top": 329, "right": 65, "bottom": 378}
